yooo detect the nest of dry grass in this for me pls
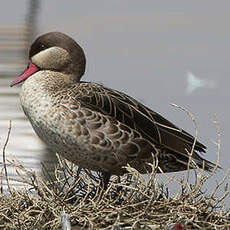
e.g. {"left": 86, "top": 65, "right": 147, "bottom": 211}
{"left": 0, "top": 106, "right": 230, "bottom": 230}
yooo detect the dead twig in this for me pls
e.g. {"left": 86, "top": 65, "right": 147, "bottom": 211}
{"left": 2, "top": 120, "right": 12, "bottom": 195}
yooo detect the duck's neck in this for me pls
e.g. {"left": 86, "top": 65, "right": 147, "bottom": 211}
{"left": 20, "top": 70, "right": 79, "bottom": 107}
{"left": 25, "top": 70, "right": 78, "bottom": 90}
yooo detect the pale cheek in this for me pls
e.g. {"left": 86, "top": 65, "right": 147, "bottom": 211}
{"left": 31, "top": 47, "right": 71, "bottom": 70}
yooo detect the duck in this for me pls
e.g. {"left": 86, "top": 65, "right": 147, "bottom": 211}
{"left": 11, "top": 32, "right": 216, "bottom": 189}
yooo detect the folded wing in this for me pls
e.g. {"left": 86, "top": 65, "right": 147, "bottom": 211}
{"left": 77, "top": 83, "right": 216, "bottom": 172}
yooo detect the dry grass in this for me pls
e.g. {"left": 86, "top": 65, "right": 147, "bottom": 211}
{"left": 0, "top": 107, "right": 230, "bottom": 230}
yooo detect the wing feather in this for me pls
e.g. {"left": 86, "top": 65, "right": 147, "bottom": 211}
{"left": 78, "top": 83, "right": 206, "bottom": 156}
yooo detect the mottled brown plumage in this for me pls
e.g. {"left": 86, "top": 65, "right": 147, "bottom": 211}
{"left": 11, "top": 32, "right": 216, "bottom": 188}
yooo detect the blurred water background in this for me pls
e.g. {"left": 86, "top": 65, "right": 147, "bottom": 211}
{"left": 0, "top": 0, "right": 229, "bottom": 205}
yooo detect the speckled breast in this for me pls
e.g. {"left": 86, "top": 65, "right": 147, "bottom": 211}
{"left": 19, "top": 72, "right": 94, "bottom": 167}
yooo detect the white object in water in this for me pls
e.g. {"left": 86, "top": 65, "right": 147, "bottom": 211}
{"left": 61, "top": 210, "right": 71, "bottom": 230}
{"left": 186, "top": 71, "right": 216, "bottom": 94}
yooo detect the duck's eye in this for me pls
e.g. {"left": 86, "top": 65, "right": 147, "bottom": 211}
{"left": 40, "top": 43, "right": 46, "bottom": 49}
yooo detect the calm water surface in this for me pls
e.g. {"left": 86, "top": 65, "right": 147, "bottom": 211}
{"left": 0, "top": 1, "right": 229, "bottom": 206}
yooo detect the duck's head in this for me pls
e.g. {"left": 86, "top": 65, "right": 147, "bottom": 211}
{"left": 11, "top": 32, "right": 86, "bottom": 87}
